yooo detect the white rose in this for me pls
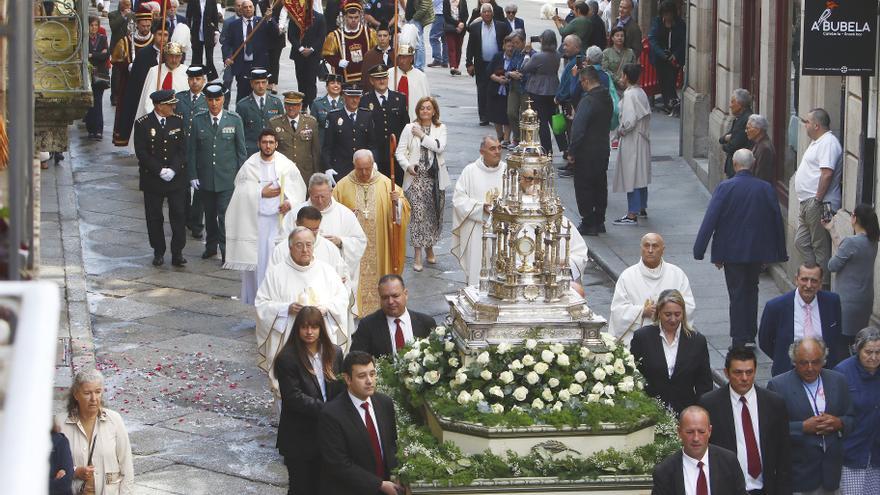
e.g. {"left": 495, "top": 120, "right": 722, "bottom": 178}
{"left": 496, "top": 342, "right": 512, "bottom": 354}
{"left": 422, "top": 353, "right": 437, "bottom": 366}
{"left": 614, "top": 360, "right": 626, "bottom": 375}
{"left": 471, "top": 389, "right": 485, "bottom": 402}
{"left": 476, "top": 351, "right": 491, "bottom": 365}
{"left": 541, "top": 388, "right": 554, "bottom": 401}
{"left": 480, "top": 369, "right": 492, "bottom": 381}
{"left": 499, "top": 370, "right": 515, "bottom": 384}
{"left": 522, "top": 354, "right": 536, "bottom": 367}
{"left": 445, "top": 341, "right": 455, "bottom": 352}
{"left": 549, "top": 343, "right": 565, "bottom": 354}
{"left": 531, "top": 398, "right": 545, "bottom": 409}
{"left": 448, "top": 357, "right": 460, "bottom": 367}
{"left": 552, "top": 401, "right": 563, "bottom": 412}
{"left": 558, "top": 389, "right": 571, "bottom": 401}
{"left": 548, "top": 377, "right": 560, "bottom": 388}
{"left": 600, "top": 353, "right": 613, "bottom": 364}
{"left": 587, "top": 393, "right": 601, "bottom": 403}
{"left": 404, "top": 377, "right": 414, "bottom": 387}
{"left": 414, "top": 376, "right": 423, "bottom": 384}
{"left": 490, "top": 403, "right": 505, "bottom": 414}
{"left": 526, "top": 371, "right": 540, "bottom": 385}
{"left": 509, "top": 359, "right": 524, "bottom": 370}
{"left": 457, "top": 390, "right": 472, "bottom": 404}
{"left": 637, "top": 380, "right": 644, "bottom": 390}
{"left": 541, "top": 349, "right": 555, "bottom": 363}
{"left": 574, "top": 370, "right": 588, "bottom": 383}
{"left": 434, "top": 326, "right": 447, "bottom": 336}
{"left": 525, "top": 339, "right": 537, "bottom": 350}
{"left": 603, "top": 398, "right": 615, "bottom": 406}
{"left": 593, "top": 368, "right": 607, "bottom": 381}
{"left": 533, "top": 362, "right": 549, "bottom": 375}
{"left": 603, "top": 364, "right": 615, "bottom": 376}
{"left": 423, "top": 370, "right": 440, "bottom": 385}
{"left": 579, "top": 346, "right": 592, "bottom": 358}
{"left": 408, "top": 362, "right": 422, "bottom": 374}
{"left": 556, "top": 353, "right": 570, "bottom": 367}
{"left": 618, "top": 379, "right": 634, "bottom": 392}
{"left": 489, "top": 385, "right": 504, "bottom": 398}
{"left": 455, "top": 373, "right": 467, "bottom": 385}
{"left": 601, "top": 332, "right": 616, "bottom": 347}
{"left": 512, "top": 386, "right": 529, "bottom": 401}
{"left": 403, "top": 349, "right": 420, "bottom": 361}
{"left": 604, "top": 384, "right": 616, "bottom": 396}
{"left": 591, "top": 382, "right": 605, "bottom": 394}
{"left": 511, "top": 405, "right": 524, "bottom": 413}
{"left": 568, "top": 383, "right": 584, "bottom": 395}
{"left": 626, "top": 354, "right": 636, "bottom": 368}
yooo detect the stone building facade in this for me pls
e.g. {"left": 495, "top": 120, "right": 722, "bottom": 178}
{"left": 680, "top": 0, "right": 880, "bottom": 325}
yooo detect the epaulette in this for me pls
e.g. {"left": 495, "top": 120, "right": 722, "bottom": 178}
{"left": 136, "top": 114, "right": 150, "bottom": 123}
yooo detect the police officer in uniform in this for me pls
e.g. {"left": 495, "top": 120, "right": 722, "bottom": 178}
{"left": 176, "top": 66, "right": 209, "bottom": 239}
{"left": 321, "top": 83, "right": 379, "bottom": 179}
{"left": 269, "top": 91, "right": 321, "bottom": 181}
{"left": 187, "top": 84, "right": 247, "bottom": 262}
{"left": 235, "top": 68, "right": 285, "bottom": 156}
{"left": 133, "top": 90, "right": 189, "bottom": 267}
{"left": 360, "top": 64, "right": 407, "bottom": 185}
{"left": 309, "top": 73, "right": 344, "bottom": 148}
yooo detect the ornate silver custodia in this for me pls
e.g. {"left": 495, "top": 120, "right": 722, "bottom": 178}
{"left": 447, "top": 102, "right": 606, "bottom": 353}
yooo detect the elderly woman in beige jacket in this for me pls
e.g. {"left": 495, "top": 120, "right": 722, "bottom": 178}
{"left": 612, "top": 63, "right": 652, "bottom": 226}
{"left": 57, "top": 368, "right": 134, "bottom": 495}
{"left": 395, "top": 96, "right": 450, "bottom": 271}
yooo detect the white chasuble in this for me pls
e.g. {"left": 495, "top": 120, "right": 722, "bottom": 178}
{"left": 451, "top": 158, "right": 506, "bottom": 285}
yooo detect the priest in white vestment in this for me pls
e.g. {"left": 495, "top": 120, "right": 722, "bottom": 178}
{"left": 609, "top": 233, "right": 696, "bottom": 346}
{"left": 136, "top": 42, "right": 189, "bottom": 121}
{"left": 271, "top": 206, "right": 349, "bottom": 284}
{"left": 451, "top": 136, "right": 507, "bottom": 285}
{"left": 224, "top": 130, "right": 307, "bottom": 304}
{"left": 255, "top": 227, "right": 349, "bottom": 395}
{"left": 392, "top": 44, "right": 431, "bottom": 122}
{"left": 285, "top": 173, "right": 367, "bottom": 313}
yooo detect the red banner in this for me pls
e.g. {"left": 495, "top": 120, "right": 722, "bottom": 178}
{"left": 284, "top": 0, "right": 314, "bottom": 40}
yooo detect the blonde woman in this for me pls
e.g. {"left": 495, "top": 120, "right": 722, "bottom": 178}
{"left": 395, "top": 96, "right": 449, "bottom": 271}
{"left": 629, "top": 289, "right": 713, "bottom": 413}
{"left": 56, "top": 369, "right": 134, "bottom": 495}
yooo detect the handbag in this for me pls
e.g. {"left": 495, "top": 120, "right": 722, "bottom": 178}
{"left": 550, "top": 112, "right": 567, "bottom": 136}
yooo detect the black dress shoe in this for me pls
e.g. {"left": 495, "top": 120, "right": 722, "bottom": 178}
{"left": 479, "top": 121, "right": 490, "bottom": 126}
{"left": 171, "top": 256, "right": 188, "bottom": 267}
{"left": 191, "top": 230, "right": 204, "bottom": 240}
{"left": 597, "top": 223, "right": 606, "bottom": 233}
{"left": 152, "top": 255, "right": 164, "bottom": 266}
{"left": 558, "top": 169, "right": 575, "bottom": 178}
{"left": 577, "top": 222, "right": 598, "bottom": 236}
{"left": 201, "top": 250, "right": 217, "bottom": 259}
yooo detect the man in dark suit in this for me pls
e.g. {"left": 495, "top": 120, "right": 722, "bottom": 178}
{"left": 287, "top": 11, "right": 327, "bottom": 108}
{"left": 221, "top": 0, "right": 278, "bottom": 102}
{"left": 720, "top": 89, "right": 754, "bottom": 179}
{"left": 759, "top": 263, "right": 845, "bottom": 376}
{"left": 351, "top": 274, "right": 435, "bottom": 358}
{"left": 652, "top": 405, "right": 746, "bottom": 495}
{"left": 503, "top": 4, "right": 525, "bottom": 36}
{"left": 767, "top": 337, "right": 853, "bottom": 495}
{"left": 319, "top": 351, "right": 403, "bottom": 495}
{"left": 133, "top": 90, "right": 189, "bottom": 267}
{"left": 698, "top": 347, "right": 792, "bottom": 495}
{"left": 186, "top": 0, "right": 221, "bottom": 80}
{"left": 587, "top": 1, "right": 607, "bottom": 49}
{"left": 321, "top": 84, "right": 379, "bottom": 179}
{"left": 465, "top": 4, "right": 511, "bottom": 125}
{"left": 360, "top": 64, "right": 408, "bottom": 186}
{"left": 694, "top": 148, "right": 788, "bottom": 348}
{"left": 257, "top": 0, "right": 286, "bottom": 93}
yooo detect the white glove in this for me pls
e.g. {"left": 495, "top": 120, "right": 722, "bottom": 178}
{"left": 159, "top": 168, "right": 176, "bottom": 182}
{"left": 214, "top": 31, "right": 220, "bottom": 45}
{"left": 338, "top": 60, "right": 349, "bottom": 68}
{"left": 191, "top": 179, "right": 201, "bottom": 190}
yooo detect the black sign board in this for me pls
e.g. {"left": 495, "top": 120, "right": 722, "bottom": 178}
{"left": 802, "top": 0, "right": 878, "bottom": 76}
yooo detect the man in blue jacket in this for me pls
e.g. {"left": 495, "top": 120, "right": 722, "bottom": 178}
{"left": 694, "top": 149, "right": 787, "bottom": 347}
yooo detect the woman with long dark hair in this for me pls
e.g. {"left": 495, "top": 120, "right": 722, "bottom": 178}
{"left": 825, "top": 204, "right": 880, "bottom": 348}
{"left": 274, "top": 306, "right": 344, "bottom": 495}
{"left": 86, "top": 15, "right": 110, "bottom": 140}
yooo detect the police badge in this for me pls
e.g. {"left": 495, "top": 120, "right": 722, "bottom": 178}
{"left": 150, "top": 128, "right": 156, "bottom": 137}
{"left": 369, "top": 103, "right": 374, "bottom": 111}
{"left": 337, "top": 117, "right": 343, "bottom": 126}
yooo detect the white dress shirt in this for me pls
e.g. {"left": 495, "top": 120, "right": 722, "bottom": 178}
{"left": 348, "top": 392, "right": 383, "bottom": 456}
{"left": 480, "top": 22, "right": 498, "bottom": 61}
{"left": 241, "top": 16, "right": 255, "bottom": 61}
{"left": 729, "top": 386, "right": 764, "bottom": 490}
{"left": 289, "top": 114, "right": 300, "bottom": 130}
{"left": 386, "top": 310, "right": 414, "bottom": 354}
{"left": 374, "top": 90, "right": 389, "bottom": 107}
{"left": 311, "top": 350, "right": 327, "bottom": 401}
{"left": 659, "top": 325, "right": 681, "bottom": 378}
{"left": 681, "top": 449, "right": 711, "bottom": 495}
{"left": 793, "top": 290, "right": 822, "bottom": 340}
{"left": 199, "top": 0, "right": 207, "bottom": 40}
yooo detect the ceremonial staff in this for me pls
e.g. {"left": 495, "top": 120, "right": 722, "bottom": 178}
{"left": 389, "top": 134, "right": 401, "bottom": 273}
{"left": 223, "top": 0, "right": 284, "bottom": 75}
{"left": 391, "top": 0, "right": 399, "bottom": 90}
{"left": 156, "top": 1, "right": 168, "bottom": 90}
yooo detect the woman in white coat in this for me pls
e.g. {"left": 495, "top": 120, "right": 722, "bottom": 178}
{"left": 395, "top": 96, "right": 450, "bottom": 271}
{"left": 57, "top": 368, "right": 134, "bottom": 495}
{"left": 612, "top": 63, "right": 652, "bottom": 226}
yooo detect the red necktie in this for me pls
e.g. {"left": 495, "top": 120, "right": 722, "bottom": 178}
{"left": 397, "top": 74, "right": 409, "bottom": 98}
{"left": 696, "top": 461, "right": 708, "bottom": 495}
{"left": 740, "top": 396, "right": 762, "bottom": 478}
{"left": 360, "top": 402, "right": 385, "bottom": 479}
{"left": 394, "top": 318, "right": 405, "bottom": 352}
{"left": 162, "top": 71, "right": 173, "bottom": 90}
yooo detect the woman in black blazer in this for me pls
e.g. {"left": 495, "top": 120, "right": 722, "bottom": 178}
{"left": 274, "top": 306, "right": 344, "bottom": 495}
{"left": 86, "top": 15, "right": 110, "bottom": 140}
{"left": 629, "top": 289, "right": 713, "bottom": 414}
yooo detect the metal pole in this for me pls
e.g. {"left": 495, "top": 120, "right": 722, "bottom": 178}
{"left": 8, "top": 0, "right": 34, "bottom": 280}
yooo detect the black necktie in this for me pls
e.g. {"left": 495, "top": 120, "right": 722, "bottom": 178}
{"left": 245, "top": 20, "right": 253, "bottom": 55}
{"left": 380, "top": 94, "right": 386, "bottom": 107}
{"left": 212, "top": 117, "right": 218, "bottom": 131}
{"left": 291, "top": 119, "right": 297, "bottom": 131}
{"left": 259, "top": 96, "right": 264, "bottom": 111}
{"left": 331, "top": 99, "right": 337, "bottom": 110}
{"left": 349, "top": 112, "right": 356, "bottom": 123}
{"left": 160, "top": 118, "right": 166, "bottom": 128}
{"left": 192, "top": 94, "right": 198, "bottom": 106}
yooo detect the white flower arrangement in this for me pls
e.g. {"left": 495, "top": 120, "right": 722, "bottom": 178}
{"left": 533, "top": 362, "right": 550, "bottom": 375}
{"left": 557, "top": 389, "right": 571, "bottom": 401}
{"left": 548, "top": 377, "right": 560, "bottom": 388}
{"left": 408, "top": 361, "right": 422, "bottom": 374}
{"left": 541, "top": 349, "right": 555, "bottom": 363}
{"left": 551, "top": 401, "right": 563, "bottom": 412}
{"left": 496, "top": 342, "right": 512, "bottom": 354}
{"left": 574, "top": 370, "right": 588, "bottom": 384}
{"left": 489, "top": 385, "right": 504, "bottom": 398}
{"left": 531, "top": 398, "right": 545, "bottom": 409}
{"left": 592, "top": 368, "right": 607, "bottom": 381}
{"left": 591, "top": 382, "right": 605, "bottom": 395}
{"left": 541, "top": 388, "right": 554, "bottom": 401}
{"left": 448, "top": 357, "right": 460, "bottom": 367}
{"left": 568, "top": 383, "right": 584, "bottom": 395}
{"left": 508, "top": 359, "right": 524, "bottom": 370}
{"left": 525, "top": 339, "right": 537, "bottom": 350}
{"left": 490, "top": 403, "right": 504, "bottom": 414}
{"left": 586, "top": 393, "right": 601, "bottom": 403}
{"left": 480, "top": 369, "right": 492, "bottom": 380}
{"left": 455, "top": 373, "right": 467, "bottom": 385}
{"left": 521, "top": 354, "right": 536, "bottom": 367}
{"left": 549, "top": 343, "right": 565, "bottom": 355}
{"left": 457, "top": 390, "right": 472, "bottom": 404}
{"left": 424, "top": 370, "right": 441, "bottom": 385}
{"left": 557, "top": 353, "right": 570, "bottom": 367}
{"left": 604, "top": 384, "right": 616, "bottom": 396}
{"left": 603, "top": 398, "right": 615, "bottom": 406}
{"left": 579, "top": 346, "right": 592, "bottom": 358}
{"left": 526, "top": 371, "right": 540, "bottom": 385}
{"left": 512, "top": 386, "right": 528, "bottom": 401}
{"left": 476, "top": 351, "right": 491, "bottom": 365}
{"left": 444, "top": 341, "right": 455, "bottom": 352}
{"left": 499, "top": 370, "right": 515, "bottom": 384}
{"left": 471, "top": 389, "right": 485, "bottom": 402}
{"left": 434, "top": 326, "right": 447, "bottom": 336}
